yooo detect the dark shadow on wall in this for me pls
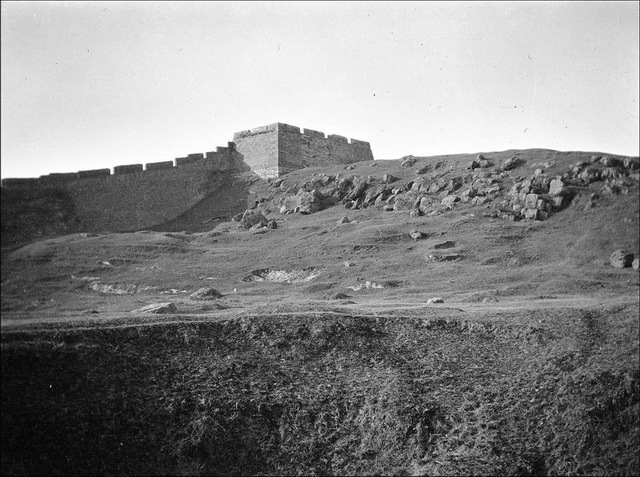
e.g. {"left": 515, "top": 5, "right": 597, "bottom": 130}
{"left": 0, "top": 188, "right": 83, "bottom": 248}
{"left": 149, "top": 171, "right": 258, "bottom": 233}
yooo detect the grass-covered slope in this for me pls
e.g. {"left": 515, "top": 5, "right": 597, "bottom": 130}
{"left": 1, "top": 149, "right": 639, "bottom": 476}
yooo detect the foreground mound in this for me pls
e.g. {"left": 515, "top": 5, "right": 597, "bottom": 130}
{"left": 2, "top": 304, "right": 638, "bottom": 475}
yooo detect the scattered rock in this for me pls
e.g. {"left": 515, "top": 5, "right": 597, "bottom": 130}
{"left": 90, "top": 282, "right": 148, "bottom": 294}
{"left": 482, "top": 297, "right": 499, "bottom": 303}
{"left": 131, "top": 302, "right": 177, "bottom": 314}
{"left": 409, "top": 229, "right": 424, "bottom": 241}
{"left": 468, "top": 159, "right": 481, "bottom": 170}
{"left": 239, "top": 210, "right": 268, "bottom": 229}
{"left": 548, "top": 177, "right": 565, "bottom": 196}
{"left": 347, "top": 281, "right": 384, "bottom": 291}
{"left": 500, "top": 156, "right": 524, "bottom": 171}
{"left": 441, "top": 195, "right": 460, "bottom": 209}
{"left": 189, "top": 287, "right": 223, "bottom": 300}
{"left": 426, "top": 253, "right": 463, "bottom": 262}
{"left": 427, "top": 297, "right": 444, "bottom": 304}
{"left": 609, "top": 250, "right": 634, "bottom": 269}
{"left": 401, "top": 155, "right": 416, "bottom": 168}
{"left": 328, "top": 292, "right": 352, "bottom": 300}
{"left": 243, "top": 268, "right": 322, "bottom": 283}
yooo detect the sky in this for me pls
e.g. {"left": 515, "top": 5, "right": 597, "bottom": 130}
{"left": 1, "top": 1, "right": 638, "bottom": 180}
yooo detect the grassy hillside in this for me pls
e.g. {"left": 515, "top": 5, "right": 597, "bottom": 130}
{"left": 1, "top": 149, "right": 638, "bottom": 476}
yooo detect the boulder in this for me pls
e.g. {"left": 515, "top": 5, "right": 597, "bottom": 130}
{"left": 427, "top": 297, "right": 444, "bottom": 304}
{"left": 239, "top": 210, "right": 268, "bottom": 229}
{"left": 131, "top": 302, "right": 177, "bottom": 314}
{"left": 298, "top": 190, "right": 323, "bottom": 214}
{"left": 441, "top": 195, "right": 460, "bottom": 208}
{"left": 600, "top": 156, "right": 621, "bottom": 167}
{"left": 633, "top": 258, "right": 639, "bottom": 270}
{"left": 623, "top": 157, "right": 639, "bottom": 170}
{"left": 609, "top": 250, "right": 634, "bottom": 268}
{"left": 267, "top": 219, "right": 278, "bottom": 229}
{"left": 409, "top": 229, "right": 424, "bottom": 240}
{"left": 382, "top": 174, "right": 398, "bottom": 184}
{"left": 337, "top": 216, "right": 351, "bottom": 225}
{"left": 346, "top": 177, "right": 368, "bottom": 201}
{"left": 394, "top": 194, "right": 419, "bottom": 211}
{"left": 189, "top": 287, "right": 223, "bottom": 300}
{"left": 500, "top": 156, "right": 524, "bottom": 171}
{"left": 401, "top": 155, "right": 416, "bottom": 168}
{"left": 548, "top": 178, "right": 565, "bottom": 196}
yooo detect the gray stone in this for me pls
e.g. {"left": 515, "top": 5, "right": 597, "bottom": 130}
{"left": 500, "top": 156, "right": 524, "bottom": 171}
{"left": 441, "top": 195, "right": 460, "bottom": 208}
{"left": 132, "top": 302, "right": 177, "bottom": 314}
{"left": 239, "top": 210, "right": 268, "bottom": 229}
{"left": 409, "top": 229, "right": 424, "bottom": 240}
{"left": 609, "top": 250, "right": 634, "bottom": 268}
{"left": 189, "top": 287, "right": 223, "bottom": 300}
{"left": 548, "top": 178, "right": 565, "bottom": 196}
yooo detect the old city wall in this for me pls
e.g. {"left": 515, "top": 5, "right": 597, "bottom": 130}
{"left": 2, "top": 123, "right": 375, "bottom": 234}
{"left": 1, "top": 144, "right": 249, "bottom": 233}
{"left": 233, "top": 123, "right": 374, "bottom": 178}
{"left": 277, "top": 124, "right": 374, "bottom": 175}
{"left": 232, "top": 125, "right": 280, "bottom": 179}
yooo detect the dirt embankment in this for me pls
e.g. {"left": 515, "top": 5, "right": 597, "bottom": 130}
{"left": 2, "top": 305, "right": 638, "bottom": 476}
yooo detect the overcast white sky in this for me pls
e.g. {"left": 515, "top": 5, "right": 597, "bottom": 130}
{"left": 1, "top": 1, "right": 638, "bottom": 179}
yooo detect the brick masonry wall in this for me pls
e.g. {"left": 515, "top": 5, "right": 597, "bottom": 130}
{"left": 278, "top": 124, "right": 374, "bottom": 174}
{"left": 233, "top": 124, "right": 280, "bottom": 178}
{"left": 1, "top": 123, "right": 374, "bottom": 233}
{"left": 1, "top": 149, "right": 248, "bottom": 233}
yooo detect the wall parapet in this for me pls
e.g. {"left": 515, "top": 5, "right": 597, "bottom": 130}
{"left": 1, "top": 123, "right": 374, "bottom": 188}
{"left": 114, "top": 164, "right": 143, "bottom": 175}
{"left": 1, "top": 141, "right": 243, "bottom": 188}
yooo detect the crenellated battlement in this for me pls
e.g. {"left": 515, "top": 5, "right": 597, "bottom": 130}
{"left": 2, "top": 141, "right": 242, "bottom": 188}
{"left": 232, "top": 122, "right": 373, "bottom": 178}
{"left": 0, "top": 122, "right": 374, "bottom": 232}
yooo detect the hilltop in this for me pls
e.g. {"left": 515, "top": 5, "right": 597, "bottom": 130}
{"left": 1, "top": 148, "right": 639, "bottom": 476}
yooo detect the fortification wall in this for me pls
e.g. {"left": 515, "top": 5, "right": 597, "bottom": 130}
{"left": 1, "top": 144, "right": 249, "bottom": 232}
{"left": 279, "top": 125, "right": 374, "bottom": 174}
{"left": 2, "top": 123, "right": 374, "bottom": 234}
{"left": 233, "top": 123, "right": 374, "bottom": 178}
{"left": 232, "top": 124, "right": 280, "bottom": 178}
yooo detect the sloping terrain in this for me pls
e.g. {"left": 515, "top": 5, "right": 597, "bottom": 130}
{"left": 1, "top": 149, "right": 639, "bottom": 476}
